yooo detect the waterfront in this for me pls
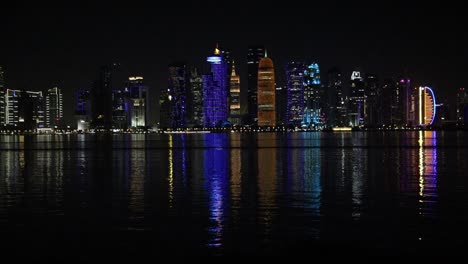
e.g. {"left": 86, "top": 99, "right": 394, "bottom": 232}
{"left": 0, "top": 131, "right": 467, "bottom": 257}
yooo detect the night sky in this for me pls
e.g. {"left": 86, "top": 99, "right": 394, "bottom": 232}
{"left": 2, "top": 1, "right": 467, "bottom": 123}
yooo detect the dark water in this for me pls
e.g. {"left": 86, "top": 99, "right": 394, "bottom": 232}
{"left": 1, "top": 131, "right": 468, "bottom": 257}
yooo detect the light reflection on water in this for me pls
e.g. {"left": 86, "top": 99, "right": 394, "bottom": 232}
{"left": 0, "top": 132, "right": 467, "bottom": 255}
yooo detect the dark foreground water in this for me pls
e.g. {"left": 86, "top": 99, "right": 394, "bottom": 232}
{"left": 0, "top": 131, "right": 467, "bottom": 257}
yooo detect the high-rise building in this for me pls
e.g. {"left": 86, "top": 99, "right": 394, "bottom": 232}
{"left": 159, "top": 85, "right": 171, "bottom": 129}
{"left": 457, "top": 88, "right": 468, "bottom": 125}
{"left": 395, "top": 78, "right": 410, "bottom": 126}
{"left": 168, "top": 64, "right": 187, "bottom": 128}
{"left": 275, "top": 86, "right": 286, "bottom": 125}
{"left": 302, "top": 62, "right": 322, "bottom": 128}
{"left": 203, "top": 45, "right": 229, "bottom": 127}
{"left": 4, "top": 89, "right": 44, "bottom": 130}
{"left": 286, "top": 62, "right": 305, "bottom": 126}
{"left": 349, "top": 70, "right": 365, "bottom": 127}
{"left": 326, "top": 67, "right": 346, "bottom": 127}
{"left": 0, "top": 66, "right": 5, "bottom": 126}
{"left": 75, "top": 89, "right": 92, "bottom": 131}
{"left": 45, "top": 87, "right": 63, "bottom": 128}
{"left": 112, "top": 89, "right": 128, "bottom": 129}
{"left": 229, "top": 62, "right": 241, "bottom": 125}
{"left": 247, "top": 46, "right": 265, "bottom": 124}
{"left": 379, "top": 79, "right": 395, "bottom": 126}
{"left": 126, "top": 76, "right": 149, "bottom": 128}
{"left": 364, "top": 74, "right": 379, "bottom": 127}
{"left": 397, "top": 78, "right": 411, "bottom": 126}
{"left": 257, "top": 54, "right": 276, "bottom": 127}
{"left": 92, "top": 64, "right": 117, "bottom": 129}
{"left": 417, "top": 86, "right": 436, "bottom": 126}
{"left": 187, "top": 67, "right": 203, "bottom": 127}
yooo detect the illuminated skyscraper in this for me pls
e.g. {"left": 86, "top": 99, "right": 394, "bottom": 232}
{"left": 0, "top": 66, "right": 5, "bottom": 126}
{"left": 187, "top": 67, "right": 203, "bottom": 127}
{"left": 417, "top": 86, "right": 436, "bottom": 126}
{"left": 229, "top": 62, "right": 241, "bottom": 125}
{"left": 286, "top": 62, "right": 305, "bottom": 126}
{"left": 247, "top": 46, "right": 265, "bottom": 124}
{"left": 349, "top": 70, "right": 365, "bottom": 127}
{"left": 257, "top": 54, "right": 276, "bottom": 127}
{"left": 302, "top": 62, "right": 322, "bottom": 128}
{"left": 126, "top": 76, "right": 149, "bottom": 127}
{"left": 168, "top": 64, "right": 187, "bottom": 128}
{"left": 45, "top": 87, "right": 63, "bottom": 128}
{"left": 4, "top": 90, "right": 44, "bottom": 130}
{"left": 203, "top": 45, "right": 228, "bottom": 127}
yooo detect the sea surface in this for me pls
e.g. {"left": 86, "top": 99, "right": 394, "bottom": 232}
{"left": 0, "top": 131, "right": 467, "bottom": 257}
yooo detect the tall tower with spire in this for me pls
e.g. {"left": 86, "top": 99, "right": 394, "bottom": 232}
{"left": 203, "top": 44, "right": 229, "bottom": 127}
{"left": 257, "top": 52, "right": 276, "bottom": 127}
{"left": 229, "top": 61, "right": 241, "bottom": 125}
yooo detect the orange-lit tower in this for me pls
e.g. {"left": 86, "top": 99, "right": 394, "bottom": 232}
{"left": 257, "top": 51, "right": 276, "bottom": 126}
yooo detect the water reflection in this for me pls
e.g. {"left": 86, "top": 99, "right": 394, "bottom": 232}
{"left": 230, "top": 133, "right": 242, "bottom": 227}
{"left": 204, "top": 134, "right": 229, "bottom": 248}
{"left": 418, "top": 131, "right": 438, "bottom": 217}
{"left": 258, "top": 133, "right": 277, "bottom": 237}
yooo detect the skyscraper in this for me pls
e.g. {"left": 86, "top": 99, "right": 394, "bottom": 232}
{"left": 168, "top": 63, "right": 187, "bottom": 128}
{"left": 379, "top": 79, "right": 395, "bottom": 126}
{"left": 3, "top": 89, "right": 44, "bottom": 129}
{"left": 229, "top": 62, "right": 241, "bottom": 125}
{"left": 247, "top": 46, "right": 265, "bottom": 124}
{"left": 349, "top": 70, "right": 365, "bottom": 127}
{"left": 417, "top": 86, "right": 436, "bottom": 126}
{"left": 203, "top": 45, "right": 228, "bottom": 127}
{"left": 187, "top": 67, "right": 203, "bottom": 127}
{"left": 75, "top": 89, "right": 92, "bottom": 131}
{"left": 302, "top": 62, "right": 322, "bottom": 128}
{"left": 92, "top": 64, "right": 117, "bottom": 129}
{"left": 326, "top": 67, "right": 346, "bottom": 127}
{"left": 397, "top": 78, "right": 411, "bottom": 126}
{"left": 45, "top": 87, "right": 63, "bottom": 128}
{"left": 257, "top": 54, "right": 276, "bottom": 127}
{"left": 457, "top": 88, "right": 467, "bottom": 125}
{"left": 286, "top": 62, "right": 305, "bottom": 126}
{"left": 364, "top": 74, "right": 379, "bottom": 127}
{"left": 112, "top": 89, "right": 128, "bottom": 129}
{"left": 126, "top": 76, "right": 149, "bottom": 128}
{"left": 0, "top": 66, "right": 5, "bottom": 126}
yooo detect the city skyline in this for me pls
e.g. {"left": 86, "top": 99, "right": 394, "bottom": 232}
{"left": 1, "top": 2, "right": 467, "bottom": 124}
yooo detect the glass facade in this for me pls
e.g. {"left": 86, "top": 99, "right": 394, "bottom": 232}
{"left": 45, "top": 87, "right": 63, "bottom": 128}
{"left": 286, "top": 62, "right": 305, "bottom": 126}
{"left": 203, "top": 47, "right": 228, "bottom": 127}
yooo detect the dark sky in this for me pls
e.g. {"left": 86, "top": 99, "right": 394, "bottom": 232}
{"left": 2, "top": 1, "right": 467, "bottom": 123}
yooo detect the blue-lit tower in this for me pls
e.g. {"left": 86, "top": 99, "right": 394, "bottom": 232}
{"left": 302, "top": 62, "right": 322, "bottom": 128}
{"left": 286, "top": 62, "right": 305, "bottom": 126}
{"left": 203, "top": 45, "right": 229, "bottom": 127}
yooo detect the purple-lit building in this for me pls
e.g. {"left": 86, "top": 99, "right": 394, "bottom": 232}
{"left": 203, "top": 46, "right": 228, "bottom": 127}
